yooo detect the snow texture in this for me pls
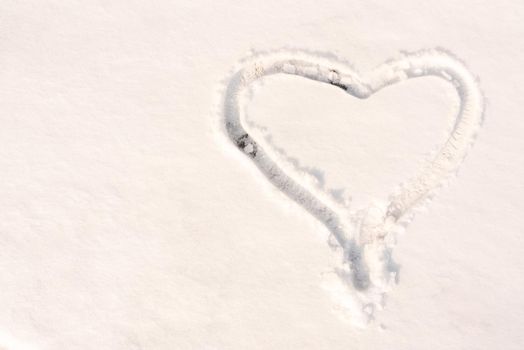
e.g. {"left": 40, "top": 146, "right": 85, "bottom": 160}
{"left": 1, "top": 1, "right": 524, "bottom": 349}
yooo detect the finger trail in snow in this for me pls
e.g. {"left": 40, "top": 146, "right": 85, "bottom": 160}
{"left": 218, "top": 48, "right": 484, "bottom": 326}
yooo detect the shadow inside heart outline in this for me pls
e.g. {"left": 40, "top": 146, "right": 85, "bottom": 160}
{"left": 219, "top": 48, "right": 484, "bottom": 325}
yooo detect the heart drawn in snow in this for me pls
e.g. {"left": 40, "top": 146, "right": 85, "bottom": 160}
{"left": 219, "top": 49, "right": 483, "bottom": 325}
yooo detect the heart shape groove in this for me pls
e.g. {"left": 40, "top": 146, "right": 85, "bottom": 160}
{"left": 219, "top": 48, "right": 483, "bottom": 325}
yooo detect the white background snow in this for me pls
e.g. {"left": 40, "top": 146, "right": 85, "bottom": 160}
{"left": 0, "top": 1, "right": 523, "bottom": 349}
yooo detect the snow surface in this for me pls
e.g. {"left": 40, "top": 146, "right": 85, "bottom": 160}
{"left": 0, "top": 1, "right": 523, "bottom": 349}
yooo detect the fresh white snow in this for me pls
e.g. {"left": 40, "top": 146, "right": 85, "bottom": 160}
{"left": 0, "top": 1, "right": 523, "bottom": 349}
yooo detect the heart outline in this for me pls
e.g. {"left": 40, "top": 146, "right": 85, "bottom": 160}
{"left": 219, "top": 48, "right": 484, "bottom": 323}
